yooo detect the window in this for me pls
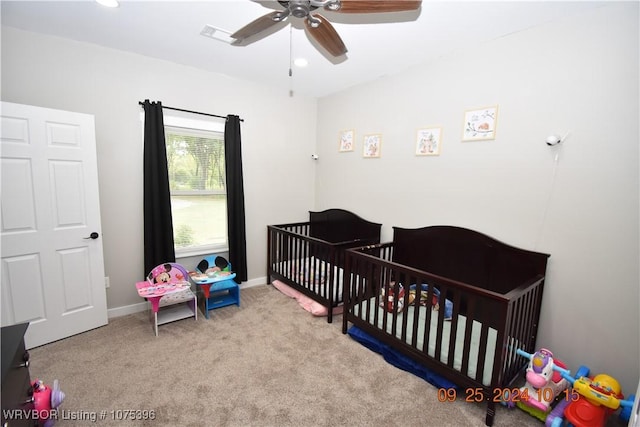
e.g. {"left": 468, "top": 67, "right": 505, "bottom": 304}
{"left": 164, "top": 118, "right": 227, "bottom": 256}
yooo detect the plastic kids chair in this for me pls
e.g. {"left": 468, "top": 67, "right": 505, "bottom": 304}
{"left": 135, "top": 262, "right": 197, "bottom": 336}
{"left": 191, "top": 255, "right": 239, "bottom": 318}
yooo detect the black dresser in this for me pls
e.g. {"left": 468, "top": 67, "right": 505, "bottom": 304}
{"left": 1, "top": 323, "right": 34, "bottom": 427}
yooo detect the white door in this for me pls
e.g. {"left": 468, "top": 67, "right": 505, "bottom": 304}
{"left": 1, "top": 101, "right": 108, "bottom": 348}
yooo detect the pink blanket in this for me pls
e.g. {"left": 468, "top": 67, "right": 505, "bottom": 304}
{"left": 272, "top": 280, "right": 343, "bottom": 317}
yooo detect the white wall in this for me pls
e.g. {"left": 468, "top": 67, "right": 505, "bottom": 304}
{"left": 315, "top": 3, "right": 639, "bottom": 394}
{"left": 1, "top": 27, "right": 317, "bottom": 310}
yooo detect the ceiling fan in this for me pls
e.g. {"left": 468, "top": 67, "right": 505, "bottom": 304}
{"left": 231, "top": 0, "right": 422, "bottom": 57}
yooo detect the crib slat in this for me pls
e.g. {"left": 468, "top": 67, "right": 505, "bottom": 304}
{"left": 446, "top": 286, "right": 459, "bottom": 370}
{"left": 460, "top": 297, "right": 475, "bottom": 376}
{"left": 476, "top": 325, "right": 489, "bottom": 383}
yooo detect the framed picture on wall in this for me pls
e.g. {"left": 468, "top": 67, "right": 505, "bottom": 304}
{"left": 339, "top": 129, "right": 354, "bottom": 152}
{"left": 416, "top": 127, "right": 442, "bottom": 156}
{"left": 462, "top": 105, "right": 498, "bottom": 141}
{"left": 363, "top": 134, "right": 381, "bottom": 158}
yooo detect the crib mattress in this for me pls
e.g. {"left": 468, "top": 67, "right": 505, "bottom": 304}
{"left": 354, "top": 300, "right": 498, "bottom": 386}
{"left": 273, "top": 256, "right": 344, "bottom": 298}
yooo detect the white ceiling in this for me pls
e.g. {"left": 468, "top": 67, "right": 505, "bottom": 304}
{"left": 1, "top": 0, "right": 607, "bottom": 98}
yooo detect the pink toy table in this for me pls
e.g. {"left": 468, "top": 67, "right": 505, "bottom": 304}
{"left": 135, "top": 281, "right": 191, "bottom": 310}
{"left": 136, "top": 280, "right": 196, "bottom": 335}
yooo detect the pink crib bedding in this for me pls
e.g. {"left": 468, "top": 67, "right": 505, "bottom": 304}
{"left": 272, "top": 280, "right": 343, "bottom": 317}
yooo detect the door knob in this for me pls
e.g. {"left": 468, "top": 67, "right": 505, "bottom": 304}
{"left": 84, "top": 232, "right": 99, "bottom": 240}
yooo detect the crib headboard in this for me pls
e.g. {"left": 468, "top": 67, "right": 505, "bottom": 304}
{"left": 392, "top": 226, "right": 549, "bottom": 294}
{"left": 309, "top": 209, "right": 381, "bottom": 245}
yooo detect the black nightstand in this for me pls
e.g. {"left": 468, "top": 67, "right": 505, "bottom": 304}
{"left": 1, "top": 323, "right": 34, "bottom": 427}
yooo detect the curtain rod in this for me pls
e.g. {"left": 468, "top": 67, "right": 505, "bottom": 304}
{"left": 138, "top": 101, "right": 243, "bottom": 122}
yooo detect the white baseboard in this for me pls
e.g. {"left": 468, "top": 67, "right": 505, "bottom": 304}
{"left": 107, "top": 301, "right": 148, "bottom": 319}
{"left": 241, "top": 276, "right": 268, "bottom": 289}
{"left": 107, "top": 276, "right": 268, "bottom": 319}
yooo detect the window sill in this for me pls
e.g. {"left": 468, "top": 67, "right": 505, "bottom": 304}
{"left": 175, "top": 246, "right": 229, "bottom": 259}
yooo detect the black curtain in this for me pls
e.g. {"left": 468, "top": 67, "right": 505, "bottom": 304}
{"left": 224, "top": 115, "right": 247, "bottom": 282}
{"left": 143, "top": 100, "right": 175, "bottom": 276}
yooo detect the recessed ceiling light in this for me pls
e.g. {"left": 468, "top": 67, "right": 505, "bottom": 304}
{"left": 200, "top": 25, "right": 234, "bottom": 44}
{"left": 96, "top": 0, "right": 119, "bottom": 8}
{"left": 294, "top": 58, "right": 308, "bottom": 67}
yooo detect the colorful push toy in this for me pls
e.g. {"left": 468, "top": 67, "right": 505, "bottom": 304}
{"left": 513, "top": 348, "right": 570, "bottom": 420}
{"left": 546, "top": 367, "right": 635, "bottom": 427}
{"left": 31, "top": 379, "right": 65, "bottom": 427}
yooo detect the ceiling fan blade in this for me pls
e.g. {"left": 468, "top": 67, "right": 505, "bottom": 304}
{"left": 231, "top": 11, "right": 287, "bottom": 42}
{"left": 304, "top": 14, "right": 347, "bottom": 57}
{"left": 328, "top": 0, "right": 421, "bottom": 13}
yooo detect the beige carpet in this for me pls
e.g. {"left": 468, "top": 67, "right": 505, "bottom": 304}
{"left": 28, "top": 285, "right": 626, "bottom": 427}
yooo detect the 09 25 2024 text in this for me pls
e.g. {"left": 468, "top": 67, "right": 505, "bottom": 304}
{"left": 437, "top": 387, "right": 579, "bottom": 403}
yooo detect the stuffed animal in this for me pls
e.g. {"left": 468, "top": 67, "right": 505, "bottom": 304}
{"left": 408, "top": 285, "right": 438, "bottom": 308}
{"left": 380, "top": 283, "right": 405, "bottom": 312}
{"left": 409, "top": 284, "right": 453, "bottom": 320}
{"left": 380, "top": 282, "right": 453, "bottom": 319}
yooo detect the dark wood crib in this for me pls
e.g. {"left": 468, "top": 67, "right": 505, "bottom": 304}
{"left": 267, "top": 208, "right": 382, "bottom": 323}
{"left": 342, "top": 225, "right": 550, "bottom": 426}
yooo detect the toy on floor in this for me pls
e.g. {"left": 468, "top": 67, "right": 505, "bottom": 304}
{"left": 31, "top": 379, "right": 65, "bottom": 427}
{"left": 511, "top": 348, "right": 570, "bottom": 420}
{"left": 546, "top": 367, "right": 635, "bottom": 427}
